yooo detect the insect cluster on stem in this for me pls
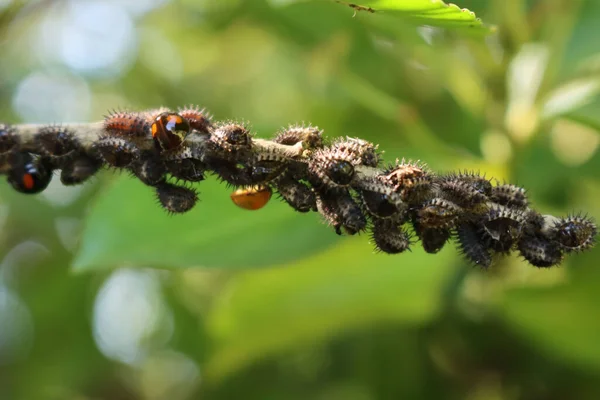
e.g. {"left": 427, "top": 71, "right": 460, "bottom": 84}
{"left": 0, "top": 106, "right": 596, "bottom": 269}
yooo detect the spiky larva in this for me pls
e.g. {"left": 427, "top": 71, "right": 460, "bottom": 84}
{"left": 359, "top": 189, "right": 399, "bottom": 219}
{"left": 518, "top": 235, "right": 563, "bottom": 268}
{"left": 438, "top": 171, "right": 492, "bottom": 209}
{"left": 34, "top": 126, "right": 80, "bottom": 162}
{"left": 550, "top": 215, "right": 597, "bottom": 253}
{"left": 371, "top": 218, "right": 412, "bottom": 254}
{"left": 155, "top": 182, "right": 198, "bottom": 214}
{"left": 209, "top": 123, "right": 253, "bottom": 162}
{"left": 272, "top": 174, "right": 316, "bottom": 213}
{"left": 274, "top": 125, "right": 323, "bottom": 149}
{"left": 95, "top": 137, "right": 140, "bottom": 168}
{"left": 316, "top": 190, "right": 366, "bottom": 235}
{"left": 308, "top": 149, "right": 356, "bottom": 189}
{"left": 330, "top": 137, "right": 381, "bottom": 167}
{"left": 178, "top": 105, "right": 213, "bottom": 134}
{"left": 104, "top": 110, "right": 150, "bottom": 137}
{"left": 490, "top": 183, "right": 528, "bottom": 209}
{"left": 456, "top": 222, "right": 492, "bottom": 268}
{"left": 413, "top": 220, "right": 451, "bottom": 254}
{"left": 132, "top": 152, "right": 167, "bottom": 186}
{"left": 480, "top": 206, "right": 527, "bottom": 253}
{"left": 382, "top": 160, "right": 433, "bottom": 205}
{"left": 417, "top": 198, "right": 462, "bottom": 230}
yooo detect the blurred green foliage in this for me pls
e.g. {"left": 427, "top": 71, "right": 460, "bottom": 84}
{"left": 1, "top": 0, "right": 600, "bottom": 399}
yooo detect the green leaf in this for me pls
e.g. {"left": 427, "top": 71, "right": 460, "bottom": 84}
{"left": 498, "top": 278, "right": 600, "bottom": 371}
{"left": 72, "top": 176, "right": 337, "bottom": 271}
{"left": 335, "top": 0, "right": 494, "bottom": 34}
{"left": 205, "top": 238, "right": 457, "bottom": 380}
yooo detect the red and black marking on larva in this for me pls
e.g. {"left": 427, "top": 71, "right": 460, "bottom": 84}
{"left": 151, "top": 112, "right": 191, "bottom": 152}
{"left": 178, "top": 105, "right": 213, "bottom": 134}
{"left": 104, "top": 110, "right": 150, "bottom": 138}
{"left": 155, "top": 182, "right": 198, "bottom": 214}
{"left": 7, "top": 152, "right": 53, "bottom": 194}
{"left": 274, "top": 124, "right": 324, "bottom": 149}
{"left": 60, "top": 155, "right": 103, "bottom": 186}
{"left": 34, "top": 126, "right": 80, "bottom": 163}
{"left": 230, "top": 185, "right": 272, "bottom": 211}
{"left": 382, "top": 160, "right": 434, "bottom": 205}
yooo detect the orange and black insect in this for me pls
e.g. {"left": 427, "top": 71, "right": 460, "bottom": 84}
{"left": 230, "top": 185, "right": 272, "bottom": 210}
{"left": 8, "top": 152, "right": 53, "bottom": 194}
{"left": 151, "top": 112, "right": 190, "bottom": 151}
{"left": 103, "top": 110, "right": 150, "bottom": 137}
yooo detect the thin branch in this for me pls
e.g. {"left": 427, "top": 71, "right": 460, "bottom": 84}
{"left": 0, "top": 108, "right": 596, "bottom": 268}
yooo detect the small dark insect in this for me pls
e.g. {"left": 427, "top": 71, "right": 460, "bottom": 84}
{"left": 336, "top": 1, "right": 376, "bottom": 17}
{"left": 151, "top": 112, "right": 191, "bottom": 151}
{"left": 7, "top": 152, "right": 53, "bottom": 194}
{"left": 231, "top": 185, "right": 272, "bottom": 211}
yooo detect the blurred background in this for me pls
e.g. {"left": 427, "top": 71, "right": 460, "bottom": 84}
{"left": 1, "top": 0, "right": 600, "bottom": 399}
